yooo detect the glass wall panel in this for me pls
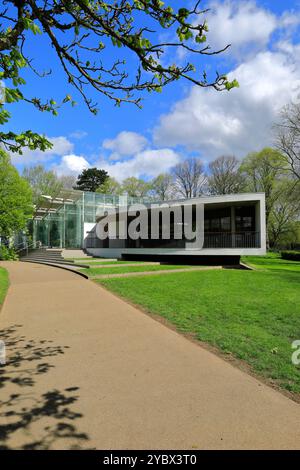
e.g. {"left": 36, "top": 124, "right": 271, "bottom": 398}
{"left": 32, "top": 191, "right": 150, "bottom": 248}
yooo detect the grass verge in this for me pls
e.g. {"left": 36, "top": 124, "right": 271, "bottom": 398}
{"left": 74, "top": 260, "right": 147, "bottom": 265}
{"left": 242, "top": 253, "right": 300, "bottom": 272}
{"left": 0, "top": 267, "right": 9, "bottom": 308}
{"left": 82, "top": 264, "right": 204, "bottom": 276}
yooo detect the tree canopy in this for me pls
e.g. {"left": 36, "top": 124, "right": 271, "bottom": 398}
{"left": 274, "top": 102, "right": 300, "bottom": 180}
{"left": 0, "top": 1, "right": 238, "bottom": 154}
{"left": 207, "top": 155, "right": 246, "bottom": 195}
{"left": 150, "top": 173, "right": 173, "bottom": 200}
{"left": 96, "top": 176, "right": 121, "bottom": 195}
{"left": 268, "top": 180, "right": 300, "bottom": 248}
{"left": 23, "top": 164, "right": 64, "bottom": 206}
{"left": 121, "top": 176, "right": 151, "bottom": 197}
{"left": 240, "top": 148, "right": 287, "bottom": 224}
{"left": 172, "top": 157, "right": 206, "bottom": 198}
{"left": 74, "top": 167, "right": 109, "bottom": 191}
{"left": 0, "top": 150, "right": 33, "bottom": 237}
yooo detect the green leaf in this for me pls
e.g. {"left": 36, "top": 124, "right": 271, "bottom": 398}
{"left": 225, "top": 79, "right": 240, "bottom": 91}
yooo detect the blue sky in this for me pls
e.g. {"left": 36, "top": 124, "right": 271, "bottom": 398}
{"left": 7, "top": 0, "right": 300, "bottom": 180}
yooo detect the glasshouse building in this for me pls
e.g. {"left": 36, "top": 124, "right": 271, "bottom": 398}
{"left": 31, "top": 189, "right": 266, "bottom": 262}
{"left": 32, "top": 189, "right": 148, "bottom": 249}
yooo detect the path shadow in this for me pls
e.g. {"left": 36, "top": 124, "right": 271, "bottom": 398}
{"left": 0, "top": 325, "right": 89, "bottom": 449}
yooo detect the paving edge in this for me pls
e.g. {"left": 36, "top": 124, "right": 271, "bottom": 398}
{"left": 91, "top": 266, "right": 223, "bottom": 280}
{"left": 20, "top": 260, "right": 89, "bottom": 279}
{"left": 239, "top": 262, "right": 255, "bottom": 271}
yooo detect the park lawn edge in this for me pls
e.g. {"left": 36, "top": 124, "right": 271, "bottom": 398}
{"left": 0, "top": 266, "right": 9, "bottom": 310}
{"left": 80, "top": 264, "right": 207, "bottom": 276}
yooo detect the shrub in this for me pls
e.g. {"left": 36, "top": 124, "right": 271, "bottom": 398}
{"left": 281, "top": 250, "right": 300, "bottom": 261}
{"left": 0, "top": 245, "right": 18, "bottom": 260}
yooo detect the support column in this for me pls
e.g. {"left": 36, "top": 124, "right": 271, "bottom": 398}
{"left": 61, "top": 203, "right": 65, "bottom": 249}
{"left": 255, "top": 202, "right": 261, "bottom": 248}
{"left": 47, "top": 215, "right": 51, "bottom": 248}
{"left": 231, "top": 206, "right": 236, "bottom": 248}
{"left": 33, "top": 219, "right": 37, "bottom": 248}
{"left": 82, "top": 192, "right": 85, "bottom": 249}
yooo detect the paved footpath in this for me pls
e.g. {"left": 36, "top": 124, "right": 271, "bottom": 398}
{"left": 0, "top": 261, "right": 300, "bottom": 450}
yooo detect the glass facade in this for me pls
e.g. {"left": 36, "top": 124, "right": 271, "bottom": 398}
{"left": 32, "top": 191, "right": 149, "bottom": 249}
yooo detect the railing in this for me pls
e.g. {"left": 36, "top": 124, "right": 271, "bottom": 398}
{"left": 14, "top": 240, "right": 37, "bottom": 256}
{"left": 203, "top": 232, "right": 260, "bottom": 249}
{"left": 85, "top": 232, "right": 261, "bottom": 250}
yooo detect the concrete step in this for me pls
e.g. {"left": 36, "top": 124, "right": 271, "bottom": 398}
{"left": 31, "top": 249, "right": 62, "bottom": 252}
{"left": 23, "top": 250, "right": 63, "bottom": 255}
{"left": 21, "top": 253, "right": 66, "bottom": 258}
{"left": 20, "top": 259, "right": 88, "bottom": 268}
{"left": 61, "top": 249, "right": 90, "bottom": 259}
{"left": 21, "top": 258, "right": 70, "bottom": 264}
{"left": 21, "top": 255, "right": 63, "bottom": 261}
{"left": 22, "top": 254, "right": 64, "bottom": 259}
{"left": 19, "top": 260, "right": 89, "bottom": 278}
{"left": 23, "top": 252, "right": 63, "bottom": 257}
{"left": 20, "top": 248, "right": 68, "bottom": 265}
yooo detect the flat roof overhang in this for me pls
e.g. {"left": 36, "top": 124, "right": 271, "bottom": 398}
{"left": 32, "top": 189, "right": 83, "bottom": 220}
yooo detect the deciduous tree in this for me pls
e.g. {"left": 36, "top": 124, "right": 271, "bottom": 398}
{"left": 207, "top": 155, "right": 246, "bottom": 195}
{"left": 274, "top": 102, "right": 300, "bottom": 180}
{"left": 150, "top": 173, "right": 173, "bottom": 200}
{"left": 23, "top": 165, "right": 63, "bottom": 206}
{"left": 0, "top": 1, "right": 238, "bottom": 154}
{"left": 96, "top": 176, "right": 121, "bottom": 195}
{"left": 268, "top": 181, "right": 300, "bottom": 248}
{"left": 240, "top": 148, "right": 287, "bottom": 227}
{"left": 121, "top": 176, "right": 151, "bottom": 198}
{"left": 0, "top": 150, "right": 33, "bottom": 238}
{"left": 172, "top": 158, "right": 206, "bottom": 198}
{"left": 58, "top": 174, "right": 77, "bottom": 190}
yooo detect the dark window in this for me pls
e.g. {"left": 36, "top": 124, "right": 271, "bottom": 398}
{"left": 220, "top": 216, "right": 231, "bottom": 231}
{"left": 235, "top": 206, "right": 255, "bottom": 232}
{"left": 204, "top": 207, "right": 231, "bottom": 233}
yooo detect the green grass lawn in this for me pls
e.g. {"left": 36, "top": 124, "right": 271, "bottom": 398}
{"left": 0, "top": 267, "right": 9, "bottom": 307}
{"left": 76, "top": 260, "right": 147, "bottom": 265}
{"left": 99, "top": 257, "right": 300, "bottom": 395}
{"left": 83, "top": 264, "right": 201, "bottom": 276}
{"left": 242, "top": 253, "right": 300, "bottom": 272}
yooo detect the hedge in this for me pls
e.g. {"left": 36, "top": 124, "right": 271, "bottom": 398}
{"left": 281, "top": 251, "right": 300, "bottom": 261}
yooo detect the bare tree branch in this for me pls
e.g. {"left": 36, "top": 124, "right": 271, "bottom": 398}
{"left": 274, "top": 102, "right": 300, "bottom": 180}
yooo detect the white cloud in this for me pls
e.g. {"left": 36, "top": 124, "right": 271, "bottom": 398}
{"left": 154, "top": 46, "right": 300, "bottom": 160}
{"left": 53, "top": 154, "right": 90, "bottom": 176}
{"left": 49, "top": 136, "right": 74, "bottom": 155}
{"left": 15, "top": 131, "right": 179, "bottom": 181}
{"left": 279, "top": 10, "right": 300, "bottom": 30}
{"left": 98, "top": 148, "right": 180, "bottom": 181}
{"left": 205, "top": 1, "right": 277, "bottom": 56}
{"left": 102, "top": 131, "right": 148, "bottom": 160}
{"left": 52, "top": 145, "right": 180, "bottom": 180}
{"left": 69, "top": 130, "right": 88, "bottom": 139}
{"left": 11, "top": 136, "right": 74, "bottom": 165}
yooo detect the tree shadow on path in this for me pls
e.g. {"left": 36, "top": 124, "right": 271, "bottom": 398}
{"left": 0, "top": 325, "right": 89, "bottom": 449}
